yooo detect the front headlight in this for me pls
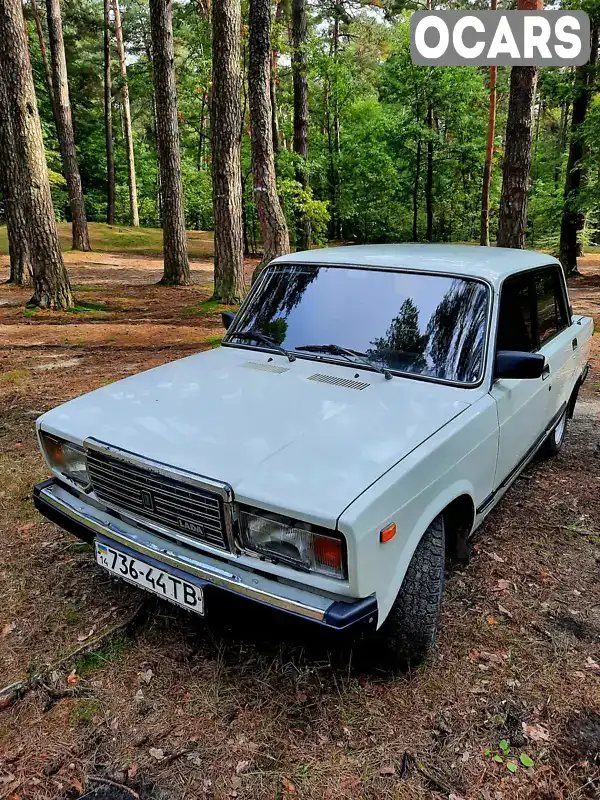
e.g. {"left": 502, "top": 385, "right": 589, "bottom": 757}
{"left": 239, "top": 509, "right": 345, "bottom": 579}
{"left": 40, "top": 432, "right": 90, "bottom": 487}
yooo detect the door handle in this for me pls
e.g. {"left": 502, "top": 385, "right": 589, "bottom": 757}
{"left": 572, "top": 338, "right": 578, "bottom": 350}
{"left": 542, "top": 364, "right": 551, "bottom": 381}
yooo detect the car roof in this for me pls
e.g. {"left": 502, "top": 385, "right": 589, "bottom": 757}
{"left": 272, "top": 244, "right": 561, "bottom": 287}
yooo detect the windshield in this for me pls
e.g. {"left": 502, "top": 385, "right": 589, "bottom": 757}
{"left": 227, "top": 264, "right": 490, "bottom": 385}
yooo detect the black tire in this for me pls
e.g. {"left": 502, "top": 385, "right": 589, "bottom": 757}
{"left": 376, "top": 515, "right": 445, "bottom": 669}
{"left": 540, "top": 407, "right": 568, "bottom": 459}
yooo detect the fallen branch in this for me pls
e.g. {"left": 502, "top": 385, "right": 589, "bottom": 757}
{"left": 0, "top": 602, "right": 147, "bottom": 710}
{"left": 89, "top": 776, "right": 140, "bottom": 799}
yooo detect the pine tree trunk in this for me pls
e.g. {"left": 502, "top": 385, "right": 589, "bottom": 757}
{"left": 103, "top": 0, "right": 115, "bottom": 226}
{"left": 412, "top": 138, "right": 421, "bottom": 242}
{"left": 197, "top": 89, "right": 207, "bottom": 171}
{"left": 211, "top": 0, "right": 245, "bottom": 301}
{"left": 425, "top": 103, "right": 433, "bottom": 242}
{"left": 330, "top": 3, "right": 342, "bottom": 241}
{"left": 112, "top": 0, "right": 140, "bottom": 227}
{"left": 496, "top": 65, "right": 538, "bottom": 249}
{"left": 0, "top": 140, "right": 32, "bottom": 286}
{"left": 559, "top": 27, "right": 598, "bottom": 276}
{"left": 480, "top": 0, "right": 498, "bottom": 246}
{"left": 0, "top": 39, "right": 32, "bottom": 288}
{"left": 149, "top": 0, "right": 191, "bottom": 285}
{"left": 29, "top": 0, "right": 57, "bottom": 123}
{"left": 249, "top": 0, "right": 290, "bottom": 279}
{"left": 197, "top": 0, "right": 210, "bottom": 19}
{"left": 497, "top": 0, "right": 543, "bottom": 250}
{"left": 292, "top": 0, "right": 311, "bottom": 251}
{"left": 480, "top": 65, "right": 497, "bottom": 246}
{"left": 46, "top": 0, "right": 90, "bottom": 251}
{"left": 0, "top": 0, "right": 72, "bottom": 308}
{"left": 270, "top": 0, "right": 285, "bottom": 156}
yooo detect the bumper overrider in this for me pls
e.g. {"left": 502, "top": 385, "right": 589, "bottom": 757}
{"left": 34, "top": 479, "right": 377, "bottom": 632}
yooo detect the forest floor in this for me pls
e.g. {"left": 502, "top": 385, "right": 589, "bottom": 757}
{"left": 0, "top": 244, "right": 599, "bottom": 800}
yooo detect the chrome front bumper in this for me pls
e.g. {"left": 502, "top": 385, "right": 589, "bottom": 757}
{"left": 34, "top": 479, "right": 377, "bottom": 631}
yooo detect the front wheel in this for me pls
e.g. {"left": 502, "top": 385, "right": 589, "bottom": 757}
{"left": 541, "top": 407, "right": 568, "bottom": 458}
{"left": 375, "top": 515, "right": 445, "bottom": 669}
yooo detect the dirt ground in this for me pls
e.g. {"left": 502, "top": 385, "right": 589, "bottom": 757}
{"left": 0, "top": 253, "right": 599, "bottom": 800}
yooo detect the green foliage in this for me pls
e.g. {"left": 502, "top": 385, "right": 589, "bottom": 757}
{"left": 75, "top": 633, "right": 129, "bottom": 678}
{"left": 278, "top": 177, "right": 330, "bottom": 246}
{"left": 70, "top": 698, "right": 102, "bottom": 726}
{"left": 13, "top": 0, "right": 600, "bottom": 254}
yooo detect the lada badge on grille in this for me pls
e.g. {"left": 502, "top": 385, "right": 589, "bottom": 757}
{"left": 179, "top": 519, "right": 205, "bottom": 535}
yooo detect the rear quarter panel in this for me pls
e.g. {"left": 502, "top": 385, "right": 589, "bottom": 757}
{"left": 338, "top": 394, "right": 499, "bottom": 626}
{"left": 574, "top": 316, "right": 594, "bottom": 372}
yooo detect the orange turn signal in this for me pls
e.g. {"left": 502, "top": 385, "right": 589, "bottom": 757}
{"left": 314, "top": 535, "right": 343, "bottom": 572}
{"left": 380, "top": 523, "right": 396, "bottom": 543}
{"left": 44, "top": 436, "right": 65, "bottom": 467}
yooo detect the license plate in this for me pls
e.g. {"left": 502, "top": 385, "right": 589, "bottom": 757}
{"left": 95, "top": 542, "right": 204, "bottom": 615}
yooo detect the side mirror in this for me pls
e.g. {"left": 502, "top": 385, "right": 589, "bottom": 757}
{"left": 221, "top": 311, "right": 236, "bottom": 330}
{"left": 495, "top": 351, "right": 546, "bottom": 380}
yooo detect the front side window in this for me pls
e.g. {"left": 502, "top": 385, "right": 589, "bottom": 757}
{"left": 497, "top": 273, "right": 536, "bottom": 352}
{"left": 498, "top": 266, "right": 569, "bottom": 353}
{"left": 226, "top": 265, "right": 490, "bottom": 385}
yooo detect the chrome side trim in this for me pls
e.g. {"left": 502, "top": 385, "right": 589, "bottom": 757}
{"left": 39, "top": 485, "right": 327, "bottom": 623}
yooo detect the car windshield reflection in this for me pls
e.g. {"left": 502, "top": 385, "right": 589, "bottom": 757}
{"left": 226, "top": 264, "right": 490, "bottom": 385}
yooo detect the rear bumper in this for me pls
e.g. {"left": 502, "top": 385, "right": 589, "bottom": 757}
{"left": 33, "top": 479, "right": 377, "bottom": 632}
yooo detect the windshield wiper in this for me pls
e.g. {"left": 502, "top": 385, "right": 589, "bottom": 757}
{"left": 228, "top": 329, "right": 296, "bottom": 362}
{"left": 296, "top": 344, "right": 392, "bottom": 380}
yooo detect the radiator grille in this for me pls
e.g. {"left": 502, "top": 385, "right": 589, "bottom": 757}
{"left": 87, "top": 449, "right": 228, "bottom": 550}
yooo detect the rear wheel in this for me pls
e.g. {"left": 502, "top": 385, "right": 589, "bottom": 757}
{"left": 376, "top": 515, "right": 445, "bottom": 669}
{"left": 541, "top": 407, "right": 568, "bottom": 458}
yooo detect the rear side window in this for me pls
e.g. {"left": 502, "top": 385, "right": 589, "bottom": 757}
{"left": 534, "top": 268, "right": 569, "bottom": 345}
{"left": 498, "top": 266, "right": 569, "bottom": 353}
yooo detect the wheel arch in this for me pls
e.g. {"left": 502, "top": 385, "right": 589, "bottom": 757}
{"left": 442, "top": 493, "right": 476, "bottom": 562}
{"left": 375, "top": 483, "right": 477, "bottom": 625}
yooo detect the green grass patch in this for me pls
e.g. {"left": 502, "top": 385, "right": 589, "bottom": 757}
{"left": 62, "top": 606, "right": 80, "bottom": 626}
{"left": 71, "top": 284, "right": 102, "bottom": 293}
{"left": 21, "top": 304, "right": 39, "bottom": 318}
{"left": 205, "top": 334, "right": 223, "bottom": 349}
{"left": 0, "top": 222, "right": 215, "bottom": 259}
{"left": 181, "top": 299, "right": 237, "bottom": 317}
{"left": 70, "top": 542, "right": 93, "bottom": 554}
{"left": 70, "top": 698, "right": 102, "bottom": 727}
{"left": 0, "top": 368, "right": 30, "bottom": 384}
{"left": 560, "top": 524, "right": 600, "bottom": 545}
{"left": 75, "top": 633, "right": 130, "bottom": 678}
{"left": 66, "top": 300, "right": 109, "bottom": 314}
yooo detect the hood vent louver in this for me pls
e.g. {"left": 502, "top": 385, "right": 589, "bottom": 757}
{"left": 243, "top": 361, "right": 290, "bottom": 374}
{"left": 307, "top": 373, "right": 370, "bottom": 390}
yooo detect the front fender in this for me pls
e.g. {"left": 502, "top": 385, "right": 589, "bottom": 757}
{"left": 338, "top": 396, "right": 498, "bottom": 626}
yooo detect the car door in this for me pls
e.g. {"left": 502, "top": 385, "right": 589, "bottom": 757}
{"left": 533, "top": 265, "right": 576, "bottom": 424}
{"left": 491, "top": 269, "right": 551, "bottom": 490}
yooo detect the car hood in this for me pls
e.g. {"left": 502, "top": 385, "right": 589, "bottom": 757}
{"left": 38, "top": 346, "right": 474, "bottom": 525}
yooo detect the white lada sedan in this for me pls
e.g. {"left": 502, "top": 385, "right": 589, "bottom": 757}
{"left": 33, "top": 245, "right": 593, "bottom": 666}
